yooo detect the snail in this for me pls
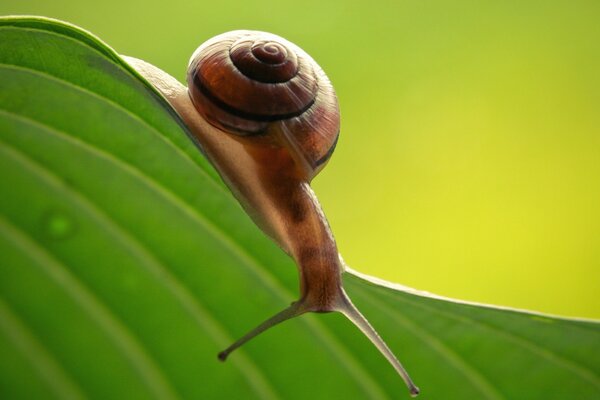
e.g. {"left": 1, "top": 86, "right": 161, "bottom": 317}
{"left": 125, "top": 30, "right": 419, "bottom": 396}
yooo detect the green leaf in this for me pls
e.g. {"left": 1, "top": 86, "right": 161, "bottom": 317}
{"left": 0, "top": 16, "right": 598, "bottom": 400}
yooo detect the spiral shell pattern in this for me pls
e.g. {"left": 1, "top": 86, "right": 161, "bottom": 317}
{"left": 187, "top": 30, "right": 340, "bottom": 178}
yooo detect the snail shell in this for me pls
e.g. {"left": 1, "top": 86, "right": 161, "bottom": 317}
{"left": 186, "top": 30, "right": 340, "bottom": 180}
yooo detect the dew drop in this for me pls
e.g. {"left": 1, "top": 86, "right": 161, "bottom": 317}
{"left": 41, "top": 210, "right": 76, "bottom": 240}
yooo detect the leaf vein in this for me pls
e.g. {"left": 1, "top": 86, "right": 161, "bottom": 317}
{"left": 0, "top": 137, "right": 280, "bottom": 400}
{"left": 0, "top": 296, "right": 88, "bottom": 400}
{"left": 0, "top": 61, "right": 225, "bottom": 194}
{"left": 0, "top": 106, "right": 389, "bottom": 398}
{"left": 353, "top": 287, "right": 506, "bottom": 400}
{"left": 379, "top": 288, "right": 600, "bottom": 391}
{"left": 0, "top": 212, "right": 180, "bottom": 400}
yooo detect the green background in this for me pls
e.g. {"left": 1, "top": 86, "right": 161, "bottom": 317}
{"left": 1, "top": 0, "right": 598, "bottom": 319}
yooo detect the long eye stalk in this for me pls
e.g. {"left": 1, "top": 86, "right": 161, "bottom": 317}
{"left": 217, "top": 302, "right": 305, "bottom": 361}
{"left": 338, "top": 291, "right": 420, "bottom": 396}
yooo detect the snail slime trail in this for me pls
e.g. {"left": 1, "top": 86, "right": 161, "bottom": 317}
{"left": 126, "top": 30, "right": 419, "bottom": 396}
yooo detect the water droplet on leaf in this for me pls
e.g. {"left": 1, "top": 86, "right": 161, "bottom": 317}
{"left": 42, "top": 210, "right": 76, "bottom": 240}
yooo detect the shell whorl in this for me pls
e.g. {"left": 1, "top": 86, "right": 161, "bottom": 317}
{"left": 187, "top": 30, "right": 340, "bottom": 179}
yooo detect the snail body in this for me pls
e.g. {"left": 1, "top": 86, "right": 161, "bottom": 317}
{"left": 186, "top": 31, "right": 343, "bottom": 309}
{"left": 125, "top": 30, "right": 418, "bottom": 396}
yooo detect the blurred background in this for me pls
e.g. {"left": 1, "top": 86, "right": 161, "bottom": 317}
{"left": 1, "top": 0, "right": 598, "bottom": 319}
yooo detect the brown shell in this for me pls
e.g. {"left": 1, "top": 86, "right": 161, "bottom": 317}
{"left": 187, "top": 30, "right": 340, "bottom": 179}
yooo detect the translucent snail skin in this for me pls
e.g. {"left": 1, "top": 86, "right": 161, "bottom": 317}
{"left": 125, "top": 30, "right": 419, "bottom": 397}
